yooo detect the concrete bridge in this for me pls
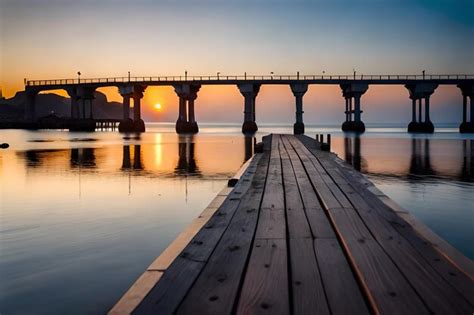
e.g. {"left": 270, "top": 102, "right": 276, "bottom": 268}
{"left": 24, "top": 73, "right": 474, "bottom": 133}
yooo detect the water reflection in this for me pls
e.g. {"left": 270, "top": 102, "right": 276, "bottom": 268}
{"left": 461, "top": 140, "right": 474, "bottom": 181}
{"left": 409, "top": 139, "right": 435, "bottom": 178}
{"left": 70, "top": 148, "right": 96, "bottom": 168}
{"left": 340, "top": 135, "right": 473, "bottom": 182}
{"left": 133, "top": 145, "right": 143, "bottom": 170}
{"left": 343, "top": 135, "right": 367, "bottom": 172}
{"left": 175, "top": 136, "right": 200, "bottom": 176}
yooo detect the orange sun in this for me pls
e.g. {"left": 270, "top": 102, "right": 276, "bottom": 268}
{"left": 154, "top": 103, "right": 162, "bottom": 110}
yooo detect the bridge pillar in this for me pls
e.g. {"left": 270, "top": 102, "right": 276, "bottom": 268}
{"left": 174, "top": 84, "right": 201, "bottom": 134}
{"left": 66, "top": 87, "right": 80, "bottom": 119}
{"left": 405, "top": 83, "right": 437, "bottom": 133}
{"left": 340, "top": 83, "right": 368, "bottom": 132}
{"left": 118, "top": 85, "right": 134, "bottom": 132}
{"left": 458, "top": 83, "right": 474, "bottom": 133}
{"left": 238, "top": 83, "right": 260, "bottom": 134}
{"left": 69, "top": 86, "right": 97, "bottom": 131}
{"left": 132, "top": 85, "right": 146, "bottom": 133}
{"left": 290, "top": 83, "right": 308, "bottom": 134}
{"left": 24, "top": 89, "right": 38, "bottom": 123}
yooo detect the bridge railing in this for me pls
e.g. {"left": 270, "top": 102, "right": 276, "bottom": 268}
{"left": 25, "top": 74, "right": 474, "bottom": 86}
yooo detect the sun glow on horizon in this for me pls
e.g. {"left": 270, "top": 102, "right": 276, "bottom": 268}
{"left": 154, "top": 103, "right": 162, "bottom": 110}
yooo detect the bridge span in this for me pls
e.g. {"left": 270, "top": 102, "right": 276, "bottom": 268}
{"left": 24, "top": 73, "right": 474, "bottom": 133}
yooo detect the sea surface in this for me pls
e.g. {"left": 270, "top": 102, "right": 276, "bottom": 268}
{"left": 1, "top": 123, "right": 473, "bottom": 314}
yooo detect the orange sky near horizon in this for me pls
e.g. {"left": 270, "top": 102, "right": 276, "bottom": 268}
{"left": 1, "top": 0, "right": 472, "bottom": 123}
{"left": 23, "top": 83, "right": 464, "bottom": 124}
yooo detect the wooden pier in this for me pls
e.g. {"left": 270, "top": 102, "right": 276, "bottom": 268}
{"left": 111, "top": 134, "right": 474, "bottom": 315}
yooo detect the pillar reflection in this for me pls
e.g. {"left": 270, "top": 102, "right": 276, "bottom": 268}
{"left": 409, "top": 138, "right": 435, "bottom": 178}
{"left": 342, "top": 134, "right": 366, "bottom": 172}
{"left": 70, "top": 148, "right": 96, "bottom": 168}
{"left": 175, "top": 135, "right": 200, "bottom": 176}
{"left": 460, "top": 140, "right": 474, "bottom": 181}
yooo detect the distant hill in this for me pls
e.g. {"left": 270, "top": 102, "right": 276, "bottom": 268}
{"left": 0, "top": 91, "right": 123, "bottom": 121}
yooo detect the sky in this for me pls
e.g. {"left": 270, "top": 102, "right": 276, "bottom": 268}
{"left": 0, "top": 0, "right": 473, "bottom": 123}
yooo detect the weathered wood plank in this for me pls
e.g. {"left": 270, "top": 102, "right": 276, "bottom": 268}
{"left": 280, "top": 141, "right": 312, "bottom": 239}
{"left": 298, "top": 135, "right": 474, "bottom": 313}
{"left": 290, "top": 150, "right": 341, "bottom": 209}
{"left": 280, "top": 136, "right": 336, "bottom": 239}
{"left": 236, "top": 239, "right": 289, "bottom": 315}
{"left": 287, "top": 136, "right": 430, "bottom": 314}
{"left": 261, "top": 134, "right": 284, "bottom": 210}
{"left": 314, "top": 239, "right": 370, "bottom": 315}
{"left": 133, "top": 153, "right": 264, "bottom": 314}
{"left": 255, "top": 208, "right": 287, "bottom": 239}
{"left": 289, "top": 238, "right": 330, "bottom": 314}
{"left": 176, "top": 151, "right": 270, "bottom": 314}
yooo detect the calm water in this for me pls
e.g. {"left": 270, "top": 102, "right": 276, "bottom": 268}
{"left": 1, "top": 123, "right": 473, "bottom": 314}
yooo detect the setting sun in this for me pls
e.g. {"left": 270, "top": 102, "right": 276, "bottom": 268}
{"left": 154, "top": 103, "right": 162, "bottom": 110}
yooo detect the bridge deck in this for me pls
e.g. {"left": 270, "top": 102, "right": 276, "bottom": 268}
{"left": 130, "top": 134, "right": 473, "bottom": 315}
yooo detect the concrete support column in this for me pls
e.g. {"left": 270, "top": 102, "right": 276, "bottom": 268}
{"left": 418, "top": 99, "right": 422, "bottom": 123}
{"left": 345, "top": 98, "right": 349, "bottom": 122}
{"left": 462, "top": 95, "right": 467, "bottom": 123}
{"left": 89, "top": 99, "right": 93, "bottom": 119}
{"left": 132, "top": 85, "right": 146, "bottom": 133}
{"left": 353, "top": 93, "right": 361, "bottom": 123}
{"left": 24, "top": 90, "right": 37, "bottom": 123}
{"left": 188, "top": 98, "right": 196, "bottom": 123}
{"left": 66, "top": 87, "right": 79, "bottom": 119}
{"left": 174, "top": 84, "right": 201, "bottom": 134}
{"left": 458, "top": 83, "right": 474, "bottom": 133}
{"left": 238, "top": 83, "right": 260, "bottom": 134}
{"left": 123, "top": 95, "right": 131, "bottom": 120}
{"left": 77, "top": 86, "right": 97, "bottom": 120}
{"left": 118, "top": 85, "right": 134, "bottom": 133}
{"left": 82, "top": 99, "right": 87, "bottom": 119}
{"left": 424, "top": 96, "right": 431, "bottom": 123}
{"left": 405, "top": 83, "right": 437, "bottom": 133}
{"left": 133, "top": 94, "right": 141, "bottom": 121}
{"left": 290, "top": 83, "right": 308, "bottom": 134}
{"left": 470, "top": 95, "right": 474, "bottom": 123}
{"left": 340, "top": 83, "right": 368, "bottom": 132}
{"left": 178, "top": 97, "right": 187, "bottom": 122}
{"left": 348, "top": 97, "right": 353, "bottom": 121}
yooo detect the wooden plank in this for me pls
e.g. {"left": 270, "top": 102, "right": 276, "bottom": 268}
{"left": 132, "top": 257, "right": 205, "bottom": 314}
{"left": 327, "top": 207, "right": 373, "bottom": 241}
{"left": 236, "top": 239, "right": 289, "bottom": 315}
{"left": 314, "top": 239, "right": 370, "bottom": 315}
{"left": 176, "top": 152, "right": 269, "bottom": 314}
{"left": 133, "top": 153, "right": 264, "bottom": 314}
{"left": 280, "top": 136, "right": 336, "bottom": 239}
{"left": 320, "top": 147, "right": 474, "bottom": 305}
{"left": 255, "top": 134, "right": 287, "bottom": 241}
{"left": 289, "top": 238, "right": 330, "bottom": 314}
{"left": 379, "top": 237, "right": 474, "bottom": 314}
{"left": 345, "top": 238, "right": 430, "bottom": 314}
{"left": 284, "top": 136, "right": 341, "bottom": 210}
{"left": 280, "top": 141, "right": 312, "bottom": 239}
{"left": 298, "top": 136, "right": 474, "bottom": 313}
{"left": 287, "top": 136, "right": 431, "bottom": 314}
{"left": 109, "top": 271, "right": 163, "bottom": 315}
{"left": 255, "top": 209, "right": 287, "bottom": 239}
{"left": 261, "top": 134, "right": 284, "bottom": 210}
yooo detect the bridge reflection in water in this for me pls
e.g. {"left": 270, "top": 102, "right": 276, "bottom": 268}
{"left": 340, "top": 135, "right": 474, "bottom": 182}
{"left": 17, "top": 136, "right": 472, "bottom": 183}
